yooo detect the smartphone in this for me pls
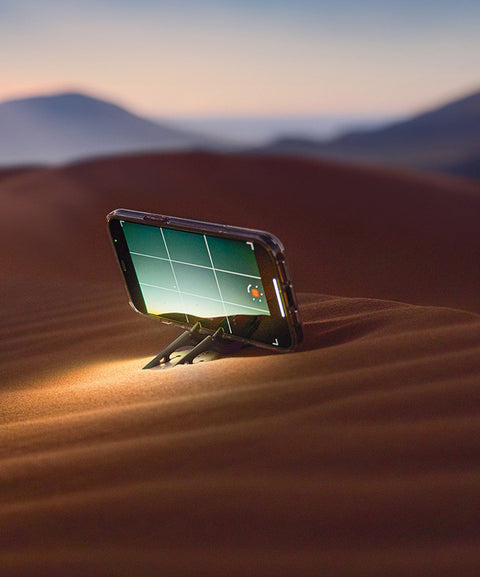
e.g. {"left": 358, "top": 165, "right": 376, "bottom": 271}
{"left": 107, "top": 209, "right": 302, "bottom": 351}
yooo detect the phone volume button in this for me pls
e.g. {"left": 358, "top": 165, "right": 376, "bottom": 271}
{"left": 282, "top": 282, "right": 295, "bottom": 308}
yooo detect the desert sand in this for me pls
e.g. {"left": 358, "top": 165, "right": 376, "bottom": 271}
{"left": 1, "top": 152, "right": 480, "bottom": 576}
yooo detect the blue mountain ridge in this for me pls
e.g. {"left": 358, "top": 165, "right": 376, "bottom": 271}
{"left": 0, "top": 92, "right": 217, "bottom": 166}
{"left": 262, "top": 88, "right": 480, "bottom": 179}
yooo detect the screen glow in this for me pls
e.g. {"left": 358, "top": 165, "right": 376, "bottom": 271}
{"left": 272, "top": 277, "right": 286, "bottom": 318}
{"left": 121, "top": 221, "right": 270, "bottom": 332}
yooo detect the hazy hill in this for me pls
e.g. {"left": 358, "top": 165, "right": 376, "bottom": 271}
{"left": 264, "top": 89, "right": 480, "bottom": 178}
{"left": 448, "top": 156, "right": 480, "bottom": 180}
{"left": 0, "top": 92, "right": 214, "bottom": 166}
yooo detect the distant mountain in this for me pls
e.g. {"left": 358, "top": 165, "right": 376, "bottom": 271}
{"left": 262, "top": 89, "right": 480, "bottom": 178}
{"left": 0, "top": 92, "right": 216, "bottom": 166}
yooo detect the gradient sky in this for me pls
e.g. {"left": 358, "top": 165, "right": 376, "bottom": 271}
{"left": 1, "top": 0, "right": 479, "bottom": 116}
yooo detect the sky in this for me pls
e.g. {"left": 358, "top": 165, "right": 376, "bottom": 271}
{"left": 1, "top": 0, "right": 479, "bottom": 117}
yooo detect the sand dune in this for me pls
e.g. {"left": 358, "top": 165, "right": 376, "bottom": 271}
{"left": 1, "top": 153, "right": 480, "bottom": 575}
{"left": 1, "top": 152, "right": 480, "bottom": 311}
{"left": 2, "top": 284, "right": 480, "bottom": 576}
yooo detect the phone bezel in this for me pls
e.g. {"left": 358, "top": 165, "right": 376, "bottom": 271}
{"left": 107, "top": 208, "right": 302, "bottom": 351}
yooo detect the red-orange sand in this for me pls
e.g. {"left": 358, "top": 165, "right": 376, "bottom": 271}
{"left": 1, "top": 153, "right": 480, "bottom": 576}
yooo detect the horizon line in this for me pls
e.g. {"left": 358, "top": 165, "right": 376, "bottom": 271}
{"left": 1, "top": 83, "right": 478, "bottom": 120}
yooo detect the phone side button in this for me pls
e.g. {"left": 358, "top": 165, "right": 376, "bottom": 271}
{"left": 282, "top": 282, "right": 295, "bottom": 308}
{"left": 291, "top": 309, "right": 301, "bottom": 324}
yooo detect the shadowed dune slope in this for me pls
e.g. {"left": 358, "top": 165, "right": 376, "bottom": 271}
{"left": 0, "top": 151, "right": 479, "bottom": 312}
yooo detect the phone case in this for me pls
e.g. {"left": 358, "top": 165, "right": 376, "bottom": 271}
{"left": 107, "top": 208, "right": 303, "bottom": 352}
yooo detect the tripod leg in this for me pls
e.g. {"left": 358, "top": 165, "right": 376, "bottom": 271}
{"left": 175, "top": 327, "right": 225, "bottom": 366}
{"left": 142, "top": 322, "right": 202, "bottom": 369}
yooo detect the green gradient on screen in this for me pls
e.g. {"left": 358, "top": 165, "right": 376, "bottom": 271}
{"left": 121, "top": 221, "right": 270, "bottom": 325}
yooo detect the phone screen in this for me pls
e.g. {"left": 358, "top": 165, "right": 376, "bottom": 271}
{"left": 109, "top": 215, "right": 300, "bottom": 350}
{"left": 122, "top": 219, "right": 271, "bottom": 322}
